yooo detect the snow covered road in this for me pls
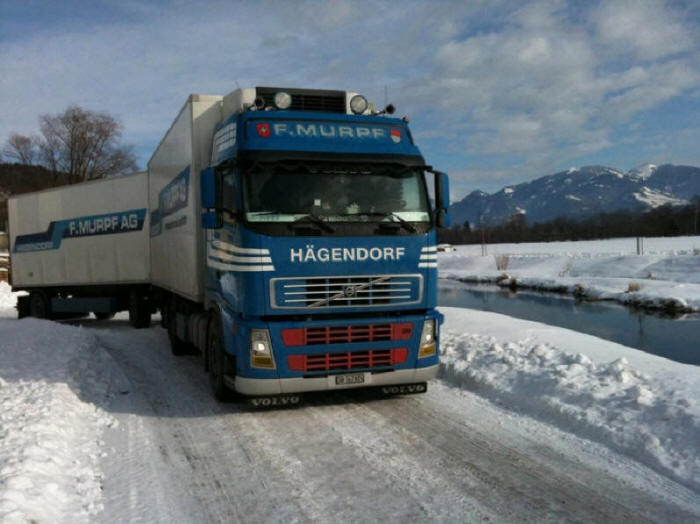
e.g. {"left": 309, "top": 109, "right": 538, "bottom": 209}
{"left": 87, "top": 319, "right": 698, "bottom": 523}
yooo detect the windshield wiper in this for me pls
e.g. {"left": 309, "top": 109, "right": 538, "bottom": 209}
{"left": 342, "top": 212, "right": 417, "bottom": 233}
{"left": 291, "top": 213, "right": 335, "bottom": 233}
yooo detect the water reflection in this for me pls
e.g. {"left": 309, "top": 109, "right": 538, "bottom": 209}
{"left": 439, "top": 280, "right": 700, "bottom": 366}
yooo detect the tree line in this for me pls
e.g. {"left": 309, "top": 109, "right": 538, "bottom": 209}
{"left": 439, "top": 198, "right": 700, "bottom": 245}
{"left": 2, "top": 105, "right": 137, "bottom": 184}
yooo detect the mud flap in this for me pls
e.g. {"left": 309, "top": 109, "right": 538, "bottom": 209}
{"left": 379, "top": 382, "right": 428, "bottom": 396}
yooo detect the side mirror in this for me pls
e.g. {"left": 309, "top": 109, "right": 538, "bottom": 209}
{"left": 201, "top": 167, "right": 217, "bottom": 208}
{"left": 434, "top": 171, "right": 451, "bottom": 228}
{"left": 202, "top": 210, "right": 223, "bottom": 229}
{"left": 200, "top": 167, "right": 222, "bottom": 229}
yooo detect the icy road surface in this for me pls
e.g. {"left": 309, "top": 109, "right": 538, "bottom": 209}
{"left": 89, "top": 319, "right": 699, "bottom": 523}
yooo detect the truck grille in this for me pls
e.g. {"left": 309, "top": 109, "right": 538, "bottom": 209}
{"left": 270, "top": 274, "right": 423, "bottom": 309}
{"left": 282, "top": 323, "right": 413, "bottom": 346}
{"left": 256, "top": 87, "right": 346, "bottom": 113}
{"left": 287, "top": 348, "right": 408, "bottom": 372}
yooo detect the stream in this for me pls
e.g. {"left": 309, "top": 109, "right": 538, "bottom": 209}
{"left": 439, "top": 280, "right": 700, "bottom": 366}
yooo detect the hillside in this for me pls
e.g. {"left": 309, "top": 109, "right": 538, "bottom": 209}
{"left": 450, "top": 164, "right": 700, "bottom": 227}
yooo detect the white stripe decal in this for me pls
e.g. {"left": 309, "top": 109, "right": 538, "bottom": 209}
{"left": 418, "top": 263, "right": 438, "bottom": 268}
{"left": 208, "top": 246, "right": 272, "bottom": 264}
{"left": 419, "top": 254, "right": 438, "bottom": 260}
{"left": 421, "top": 246, "right": 437, "bottom": 252}
{"left": 208, "top": 259, "right": 275, "bottom": 272}
{"left": 212, "top": 240, "right": 269, "bottom": 255}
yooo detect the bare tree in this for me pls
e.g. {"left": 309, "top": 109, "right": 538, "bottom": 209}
{"left": 3, "top": 133, "right": 38, "bottom": 164}
{"left": 38, "top": 105, "right": 138, "bottom": 183}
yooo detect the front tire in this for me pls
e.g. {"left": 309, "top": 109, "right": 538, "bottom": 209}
{"left": 208, "top": 313, "right": 234, "bottom": 402}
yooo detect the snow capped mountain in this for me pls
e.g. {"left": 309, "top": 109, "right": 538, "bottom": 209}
{"left": 450, "top": 164, "right": 700, "bottom": 227}
{"left": 628, "top": 164, "right": 658, "bottom": 180}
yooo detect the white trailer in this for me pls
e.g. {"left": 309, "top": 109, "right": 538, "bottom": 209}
{"left": 8, "top": 173, "right": 152, "bottom": 324}
{"left": 148, "top": 94, "right": 223, "bottom": 302}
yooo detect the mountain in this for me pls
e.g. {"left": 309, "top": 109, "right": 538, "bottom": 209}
{"left": 450, "top": 164, "right": 700, "bottom": 227}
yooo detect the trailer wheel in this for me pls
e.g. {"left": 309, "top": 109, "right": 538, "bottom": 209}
{"left": 17, "top": 295, "right": 30, "bottom": 319}
{"left": 28, "top": 291, "right": 50, "bottom": 319}
{"left": 129, "top": 289, "right": 151, "bottom": 328}
{"left": 208, "top": 314, "right": 235, "bottom": 402}
{"left": 93, "top": 312, "right": 115, "bottom": 320}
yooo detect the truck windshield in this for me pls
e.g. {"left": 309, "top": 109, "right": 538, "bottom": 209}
{"left": 243, "top": 162, "right": 431, "bottom": 223}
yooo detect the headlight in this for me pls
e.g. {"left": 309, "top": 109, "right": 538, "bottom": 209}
{"left": 274, "top": 91, "right": 292, "bottom": 109}
{"left": 418, "top": 319, "right": 437, "bottom": 358}
{"left": 349, "top": 94, "right": 368, "bottom": 114}
{"left": 250, "top": 328, "right": 275, "bottom": 368}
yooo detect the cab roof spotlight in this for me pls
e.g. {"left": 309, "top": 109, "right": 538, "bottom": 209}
{"left": 350, "top": 94, "right": 368, "bottom": 115}
{"left": 385, "top": 103, "right": 395, "bottom": 115}
{"left": 253, "top": 96, "right": 266, "bottom": 110}
{"left": 274, "top": 91, "right": 292, "bottom": 110}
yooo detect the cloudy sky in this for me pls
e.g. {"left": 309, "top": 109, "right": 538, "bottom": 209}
{"left": 1, "top": 0, "right": 699, "bottom": 198}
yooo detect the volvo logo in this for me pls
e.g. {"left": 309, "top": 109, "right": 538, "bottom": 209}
{"left": 344, "top": 285, "right": 357, "bottom": 298}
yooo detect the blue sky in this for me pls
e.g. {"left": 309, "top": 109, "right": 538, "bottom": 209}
{"left": 1, "top": 0, "right": 699, "bottom": 199}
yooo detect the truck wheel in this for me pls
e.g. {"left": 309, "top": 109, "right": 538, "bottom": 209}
{"left": 28, "top": 291, "right": 50, "bottom": 319}
{"left": 208, "top": 314, "right": 234, "bottom": 402}
{"left": 93, "top": 312, "right": 115, "bottom": 320}
{"left": 17, "top": 296, "right": 30, "bottom": 319}
{"left": 129, "top": 289, "right": 151, "bottom": 328}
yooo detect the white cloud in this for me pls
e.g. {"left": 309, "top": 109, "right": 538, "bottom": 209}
{"left": 0, "top": 0, "right": 698, "bottom": 194}
{"left": 592, "top": 0, "right": 696, "bottom": 61}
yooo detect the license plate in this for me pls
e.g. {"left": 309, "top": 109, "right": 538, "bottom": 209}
{"left": 335, "top": 373, "right": 365, "bottom": 386}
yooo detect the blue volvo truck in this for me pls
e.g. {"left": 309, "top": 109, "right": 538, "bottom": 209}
{"left": 152, "top": 87, "right": 451, "bottom": 402}
{"left": 12, "top": 86, "right": 450, "bottom": 403}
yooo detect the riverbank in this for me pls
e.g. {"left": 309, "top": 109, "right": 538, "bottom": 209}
{"left": 439, "top": 236, "right": 700, "bottom": 313}
{"left": 439, "top": 306, "right": 700, "bottom": 494}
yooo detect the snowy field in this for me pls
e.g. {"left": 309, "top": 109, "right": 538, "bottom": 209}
{"left": 447, "top": 235, "right": 700, "bottom": 257}
{"left": 440, "top": 235, "right": 700, "bottom": 312}
{"left": 1, "top": 282, "right": 699, "bottom": 522}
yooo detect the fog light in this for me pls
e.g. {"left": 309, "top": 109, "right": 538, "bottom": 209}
{"left": 250, "top": 328, "right": 275, "bottom": 369}
{"left": 418, "top": 319, "right": 437, "bottom": 358}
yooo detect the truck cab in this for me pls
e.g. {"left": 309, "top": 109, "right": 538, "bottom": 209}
{"left": 197, "top": 87, "right": 450, "bottom": 399}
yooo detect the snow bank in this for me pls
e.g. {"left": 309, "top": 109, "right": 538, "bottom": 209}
{"left": 0, "top": 282, "right": 21, "bottom": 318}
{"left": 0, "top": 319, "right": 118, "bottom": 523}
{"left": 440, "top": 238, "right": 700, "bottom": 312}
{"left": 440, "top": 307, "right": 700, "bottom": 492}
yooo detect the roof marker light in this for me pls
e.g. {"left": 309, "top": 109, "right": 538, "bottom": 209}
{"left": 274, "top": 91, "right": 292, "bottom": 109}
{"left": 350, "top": 94, "right": 368, "bottom": 115}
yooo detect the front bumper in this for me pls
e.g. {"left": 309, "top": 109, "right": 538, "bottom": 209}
{"left": 234, "top": 364, "right": 439, "bottom": 395}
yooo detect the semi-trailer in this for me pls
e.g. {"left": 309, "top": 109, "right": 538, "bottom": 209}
{"left": 9, "top": 173, "right": 151, "bottom": 324}
{"left": 9, "top": 86, "right": 451, "bottom": 402}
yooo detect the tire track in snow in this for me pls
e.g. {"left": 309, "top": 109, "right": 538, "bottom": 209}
{"left": 305, "top": 399, "right": 496, "bottom": 522}
{"left": 365, "top": 385, "right": 699, "bottom": 523}
{"left": 96, "top": 328, "right": 315, "bottom": 523}
{"left": 89, "top": 321, "right": 699, "bottom": 523}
